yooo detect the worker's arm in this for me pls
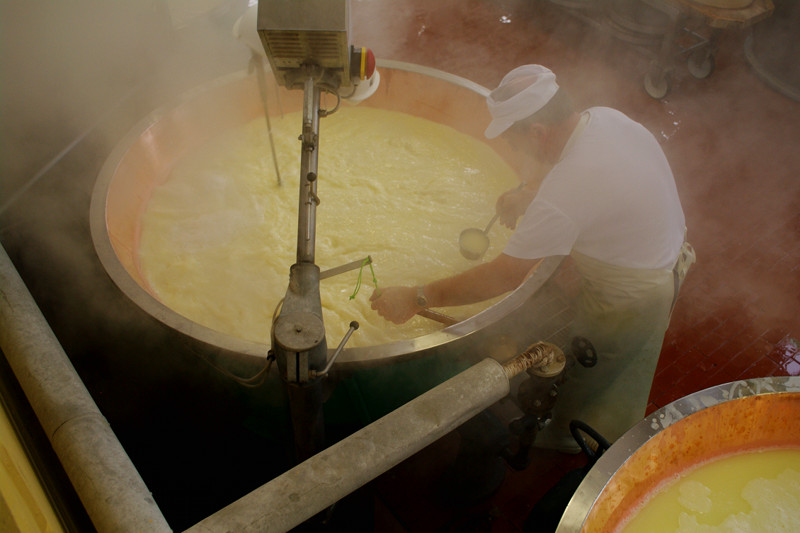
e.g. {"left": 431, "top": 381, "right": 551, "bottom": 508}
{"left": 369, "top": 253, "right": 542, "bottom": 325}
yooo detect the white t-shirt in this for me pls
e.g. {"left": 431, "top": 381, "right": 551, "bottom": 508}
{"left": 504, "top": 107, "right": 685, "bottom": 270}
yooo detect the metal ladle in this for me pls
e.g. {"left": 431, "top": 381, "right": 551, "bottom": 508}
{"left": 458, "top": 212, "right": 499, "bottom": 261}
{"left": 459, "top": 182, "right": 524, "bottom": 260}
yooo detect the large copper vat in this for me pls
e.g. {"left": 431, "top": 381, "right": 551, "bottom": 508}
{"left": 557, "top": 376, "right": 800, "bottom": 532}
{"left": 89, "top": 61, "right": 571, "bottom": 376}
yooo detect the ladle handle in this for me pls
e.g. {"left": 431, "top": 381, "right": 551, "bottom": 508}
{"left": 483, "top": 212, "right": 500, "bottom": 234}
{"left": 417, "top": 308, "right": 459, "bottom": 326}
{"left": 483, "top": 182, "right": 524, "bottom": 233}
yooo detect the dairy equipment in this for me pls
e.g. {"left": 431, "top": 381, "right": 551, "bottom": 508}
{"left": 91, "top": 17, "right": 579, "bottom": 472}
{"left": 0, "top": 242, "right": 572, "bottom": 532}
{"left": 90, "top": 58, "right": 589, "bottom": 505}
{"left": 90, "top": 64, "right": 577, "bottom": 371}
{"left": 557, "top": 376, "right": 800, "bottom": 531}
{"left": 253, "top": 0, "right": 381, "bottom": 461}
{"left": 0, "top": 0, "right": 598, "bottom": 529}
{"left": 82, "top": 2, "right": 583, "bottom": 528}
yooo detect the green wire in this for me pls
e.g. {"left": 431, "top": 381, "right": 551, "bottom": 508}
{"left": 350, "top": 256, "right": 379, "bottom": 300}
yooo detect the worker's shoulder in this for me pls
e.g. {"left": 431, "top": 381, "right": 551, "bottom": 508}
{"left": 585, "top": 106, "right": 642, "bottom": 128}
{"left": 585, "top": 107, "right": 663, "bottom": 150}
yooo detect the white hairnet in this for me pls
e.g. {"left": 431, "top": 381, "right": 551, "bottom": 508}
{"left": 484, "top": 65, "right": 559, "bottom": 139}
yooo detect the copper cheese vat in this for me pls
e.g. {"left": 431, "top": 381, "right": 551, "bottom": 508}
{"left": 558, "top": 376, "right": 800, "bottom": 532}
{"left": 89, "top": 61, "right": 571, "bottom": 376}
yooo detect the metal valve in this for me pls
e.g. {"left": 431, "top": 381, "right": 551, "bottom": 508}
{"left": 572, "top": 336, "right": 597, "bottom": 367}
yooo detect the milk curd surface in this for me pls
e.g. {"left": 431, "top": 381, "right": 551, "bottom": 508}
{"left": 620, "top": 447, "right": 800, "bottom": 533}
{"left": 138, "top": 106, "right": 518, "bottom": 348}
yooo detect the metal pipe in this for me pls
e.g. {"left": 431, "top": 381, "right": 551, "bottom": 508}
{"left": 185, "top": 346, "right": 560, "bottom": 532}
{"left": 319, "top": 256, "right": 372, "bottom": 280}
{"left": 185, "top": 357, "right": 511, "bottom": 533}
{"left": 297, "top": 74, "right": 321, "bottom": 264}
{"left": 0, "top": 243, "right": 171, "bottom": 533}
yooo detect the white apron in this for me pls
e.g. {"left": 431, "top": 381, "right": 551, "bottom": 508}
{"left": 537, "top": 241, "right": 695, "bottom": 450}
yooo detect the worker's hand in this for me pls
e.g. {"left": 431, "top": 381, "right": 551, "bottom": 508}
{"left": 495, "top": 186, "right": 536, "bottom": 229}
{"left": 369, "top": 286, "right": 419, "bottom": 325}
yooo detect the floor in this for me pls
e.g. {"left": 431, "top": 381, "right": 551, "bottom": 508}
{"left": 1, "top": 0, "right": 798, "bottom": 532}
{"left": 351, "top": 0, "right": 800, "bottom": 531}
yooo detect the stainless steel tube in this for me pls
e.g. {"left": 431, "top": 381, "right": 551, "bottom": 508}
{"left": 297, "top": 74, "right": 321, "bottom": 264}
{"left": 186, "top": 357, "right": 511, "bottom": 533}
{"left": 0, "top": 243, "right": 171, "bottom": 533}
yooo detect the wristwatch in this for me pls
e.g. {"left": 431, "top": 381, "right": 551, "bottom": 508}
{"left": 416, "top": 286, "right": 429, "bottom": 308}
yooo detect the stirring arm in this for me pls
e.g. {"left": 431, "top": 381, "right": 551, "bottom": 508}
{"left": 320, "top": 256, "right": 372, "bottom": 280}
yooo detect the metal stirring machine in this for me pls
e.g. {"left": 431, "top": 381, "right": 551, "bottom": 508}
{"left": 255, "top": 0, "right": 381, "bottom": 463}
{"left": 252, "top": 0, "right": 588, "bottom": 474}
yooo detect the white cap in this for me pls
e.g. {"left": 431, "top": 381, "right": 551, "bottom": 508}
{"left": 484, "top": 65, "right": 559, "bottom": 139}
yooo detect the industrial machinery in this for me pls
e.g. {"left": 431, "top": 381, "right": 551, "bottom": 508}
{"left": 3, "top": 1, "right": 792, "bottom": 530}
{"left": 253, "top": 0, "right": 381, "bottom": 460}
{"left": 86, "top": 1, "right": 592, "bottom": 528}
{"left": 253, "top": 0, "right": 584, "bottom": 468}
